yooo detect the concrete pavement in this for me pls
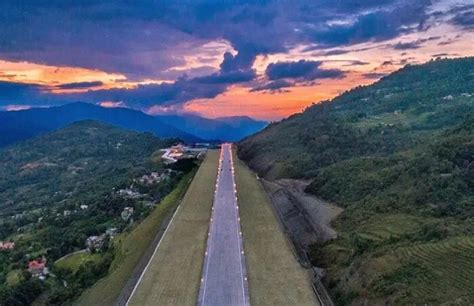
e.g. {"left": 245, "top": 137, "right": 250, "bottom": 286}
{"left": 197, "top": 143, "right": 250, "bottom": 306}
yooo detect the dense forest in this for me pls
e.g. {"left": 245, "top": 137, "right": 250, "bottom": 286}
{"left": 238, "top": 57, "right": 474, "bottom": 304}
{"left": 0, "top": 121, "right": 194, "bottom": 304}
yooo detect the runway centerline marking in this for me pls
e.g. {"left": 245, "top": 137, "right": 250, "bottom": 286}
{"left": 197, "top": 143, "right": 250, "bottom": 306}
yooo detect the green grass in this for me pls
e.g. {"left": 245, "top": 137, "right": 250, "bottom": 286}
{"left": 357, "top": 214, "right": 427, "bottom": 241}
{"left": 55, "top": 251, "right": 102, "bottom": 272}
{"left": 233, "top": 149, "right": 318, "bottom": 306}
{"left": 75, "top": 168, "right": 197, "bottom": 306}
{"left": 127, "top": 150, "right": 219, "bottom": 306}
{"left": 353, "top": 112, "right": 417, "bottom": 131}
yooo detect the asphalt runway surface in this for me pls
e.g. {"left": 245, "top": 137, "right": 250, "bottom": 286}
{"left": 197, "top": 143, "right": 250, "bottom": 306}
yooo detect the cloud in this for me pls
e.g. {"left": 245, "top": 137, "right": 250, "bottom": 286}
{"left": 391, "top": 36, "right": 441, "bottom": 50}
{"left": 319, "top": 49, "right": 351, "bottom": 56}
{"left": 0, "top": 0, "right": 438, "bottom": 79}
{"left": 431, "top": 53, "right": 459, "bottom": 58}
{"left": 196, "top": 69, "right": 256, "bottom": 84}
{"left": 265, "top": 60, "right": 345, "bottom": 81}
{"left": 362, "top": 72, "right": 388, "bottom": 79}
{"left": 250, "top": 80, "right": 293, "bottom": 93}
{"left": 0, "top": 81, "right": 44, "bottom": 105}
{"left": 0, "top": 65, "right": 255, "bottom": 109}
{"left": 392, "top": 41, "right": 422, "bottom": 50}
{"left": 0, "top": 0, "right": 471, "bottom": 115}
{"left": 451, "top": 9, "right": 474, "bottom": 28}
{"left": 304, "top": 1, "right": 432, "bottom": 48}
{"left": 341, "top": 60, "right": 370, "bottom": 66}
{"left": 55, "top": 81, "right": 104, "bottom": 90}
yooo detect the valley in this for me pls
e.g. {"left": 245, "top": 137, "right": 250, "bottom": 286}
{"left": 0, "top": 57, "right": 472, "bottom": 305}
{"left": 1, "top": 2, "right": 474, "bottom": 305}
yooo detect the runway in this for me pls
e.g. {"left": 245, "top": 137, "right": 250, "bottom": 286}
{"left": 197, "top": 143, "right": 250, "bottom": 306}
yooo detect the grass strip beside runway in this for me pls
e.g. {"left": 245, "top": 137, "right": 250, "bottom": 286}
{"left": 127, "top": 150, "right": 219, "bottom": 306}
{"left": 233, "top": 150, "right": 319, "bottom": 306}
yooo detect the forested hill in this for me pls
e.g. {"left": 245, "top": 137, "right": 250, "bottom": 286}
{"left": 238, "top": 57, "right": 474, "bottom": 304}
{"left": 239, "top": 57, "right": 473, "bottom": 180}
{"left": 0, "top": 120, "right": 179, "bottom": 304}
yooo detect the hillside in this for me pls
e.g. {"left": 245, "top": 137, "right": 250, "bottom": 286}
{"left": 238, "top": 57, "right": 474, "bottom": 305}
{"left": 0, "top": 102, "right": 199, "bottom": 147}
{"left": 0, "top": 121, "right": 194, "bottom": 304}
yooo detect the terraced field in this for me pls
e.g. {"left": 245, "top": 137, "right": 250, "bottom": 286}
{"left": 395, "top": 237, "right": 474, "bottom": 303}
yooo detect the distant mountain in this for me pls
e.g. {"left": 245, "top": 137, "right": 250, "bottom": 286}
{"left": 238, "top": 57, "right": 474, "bottom": 304}
{"left": 0, "top": 102, "right": 200, "bottom": 147}
{"left": 0, "top": 102, "right": 267, "bottom": 148}
{"left": 156, "top": 114, "right": 267, "bottom": 142}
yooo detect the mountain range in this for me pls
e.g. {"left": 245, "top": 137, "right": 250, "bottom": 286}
{"left": 156, "top": 114, "right": 267, "bottom": 142}
{"left": 0, "top": 102, "right": 267, "bottom": 147}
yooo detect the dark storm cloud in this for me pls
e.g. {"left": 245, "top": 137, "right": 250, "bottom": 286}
{"left": 266, "top": 60, "right": 345, "bottom": 81}
{"left": 0, "top": 0, "right": 438, "bottom": 79}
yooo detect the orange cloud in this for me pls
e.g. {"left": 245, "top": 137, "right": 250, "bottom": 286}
{"left": 0, "top": 60, "right": 126, "bottom": 88}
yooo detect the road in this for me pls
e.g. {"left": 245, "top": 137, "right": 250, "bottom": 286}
{"left": 197, "top": 143, "right": 250, "bottom": 306}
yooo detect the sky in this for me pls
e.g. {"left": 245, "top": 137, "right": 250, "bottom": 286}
{"left": 0, "top": 0, "right": 473, "bottom": 120}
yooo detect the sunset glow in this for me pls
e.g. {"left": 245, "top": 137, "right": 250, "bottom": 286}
{"left": 0, "top": 1, "right": 472, "bottom": 120}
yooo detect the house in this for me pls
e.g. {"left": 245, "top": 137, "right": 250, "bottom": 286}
{"left": 28, "top": 259, "right": 48, "bottom": 279}
{"left": 106, "top": 228, "right": 118, "bottom": 237}
{"left": 0, "top": 241, "right": 15, "bottom": 250}
{"left": 86, "top": 235, "right": 106, "bottom": 251}
{"left": 80, "top": 204, "right": 88, "bottom": 210}
{"left": 137, "top": 171, "right": 168, "bottom": 185}
{"left": 121, "top": 207, "right": 134, "bottom": 221}
{"left": 63, "top": 210, "right": 71, "bottom": 217}
{"left": 117, "top": 188, "right": 142, "bottom": 199}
